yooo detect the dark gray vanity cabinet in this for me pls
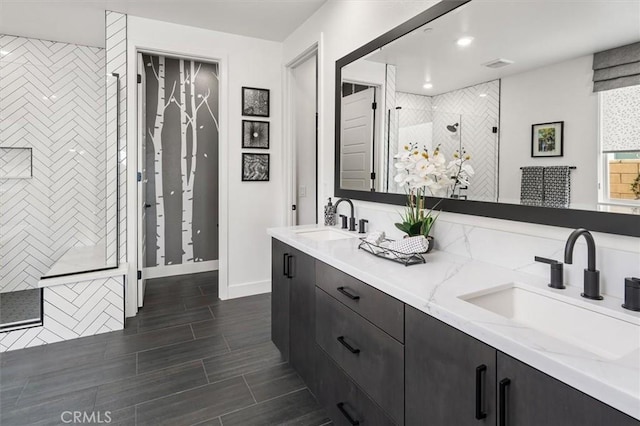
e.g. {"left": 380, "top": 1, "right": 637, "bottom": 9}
{"left": 496, "top": 352, "right": 639, "bottom": 426}
{"left": 270, "top": 239, "right": 318, "bottom": 393}
{"left": 288, "top": 246, "right": 318, "bottom": 395}
{"left": 271, "top": 240, "right": 639, "bottom": 426}
{"left": 315, "top": 287, "right": 404, "bottom": 424}
{"left": 405, "top": 306, "right": 497, "bottom": 425}
{"left": 406, "top": 306, "right": 640, "bottom": 426}
{"left": 315, "top": 347, "right": 396, "bottom": 426}
{"left": 271, "top": 239, "right": 290, "bottom": 360}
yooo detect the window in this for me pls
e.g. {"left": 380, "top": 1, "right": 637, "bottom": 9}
{"left": 599, "top": 85, "right": 640, "bottom": 205}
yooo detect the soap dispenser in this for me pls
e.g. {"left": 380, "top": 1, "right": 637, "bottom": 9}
{"left": 324, "top": 198, "right": 336, "bottom": 226}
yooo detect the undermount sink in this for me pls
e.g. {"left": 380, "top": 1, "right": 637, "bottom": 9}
{"left": 294, "top": 228, "right": 358, "bottom": 241}
{"left": 459, "top": 283, "right": 640, "bottom": 360}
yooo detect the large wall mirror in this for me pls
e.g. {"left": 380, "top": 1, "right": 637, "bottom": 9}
{"left": 334, "top": 0, "right": 640, "bottom": 236}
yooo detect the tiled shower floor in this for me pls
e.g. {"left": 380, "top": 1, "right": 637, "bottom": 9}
{"left": 0, "top": 288, "right": 41, "bottom": 329}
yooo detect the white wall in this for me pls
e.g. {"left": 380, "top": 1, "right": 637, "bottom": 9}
{"left": 127, "top": 16, "right": 284, "bottom": 306}
{"left": 500, "top": 54, "right": 598, "bottom": 208}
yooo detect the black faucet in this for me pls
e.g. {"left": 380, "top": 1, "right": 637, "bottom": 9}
{"left": 534, "top": 256, "right": 565, "bottom": 289}
{"left": 564, "top": 228, "right": 603, "bottom": 300}
{"left": 334, "top": 198, "right": 356, "bottom": 231}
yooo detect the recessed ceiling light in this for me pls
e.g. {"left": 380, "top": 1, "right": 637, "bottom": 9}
{"left": 0, "top": 50, "right": 9, "bottom": 56}
{"left": 423, "top": 83, "right": 433, "bottom": 89}
{"left": 456, "top": 36, "right": 474, "bottom": 47}
{"left": 479, "top": 93, "right": 487, "bottom": 98}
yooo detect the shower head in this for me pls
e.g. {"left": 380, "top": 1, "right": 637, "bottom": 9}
{"left": 447, "top": 123, "right": 459, "bottom": 133}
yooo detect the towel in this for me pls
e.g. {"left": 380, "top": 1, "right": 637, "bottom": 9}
{"left": 387, "top": 236, "right": 430, "bottom": 254}
{"left": 543, "top": 166, "right": 571, "bottom": 208}
{"left": 520, "top": 166, "right": 544, "bottom": 206}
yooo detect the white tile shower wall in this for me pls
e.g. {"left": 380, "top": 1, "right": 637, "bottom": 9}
{"left": 0, "top": 35, "right": 106, "bottom": 293}
{"left": 0, "top": 276, "right": 125, "bottom": 352}
{"left": 353, "top": 201, "right": 640, "bottom": 300}
{"left": 397, "top": 92, "right": 432, "bottom": 128}
{"left": 431, "top": 80, "right": 500, "bottom": 202}
{"left": 105, "top": 11, "right": 127, "bottom": 265}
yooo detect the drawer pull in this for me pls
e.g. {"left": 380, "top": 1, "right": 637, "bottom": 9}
{"left": 286, "top": 255, "right": 294, "bottom": 279}
{"left": 337, "top": 286, "right": 360, "bottom": 300}
{"left": 336, "top": 402, "right": 360, "bottom": 425}
{"left": 337, "top": 336, "right": 360, "bottom": 354}
{"left": 283, "top": 253, "right": 289, "bottom": 277}
{"left": 499, "top": 378, "right": 511, "bottom": 426}
{"left": 475, "top": 364, "right": 487, "bottom": 420}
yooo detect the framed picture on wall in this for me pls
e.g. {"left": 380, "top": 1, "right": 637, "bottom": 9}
{"left": 531, "top": 121, "right": 564, "bottom": 157}
{"left": 242, "top": 120, "right": 269, "bottom": 149}
{"left": 242, "top": 153, "right": 270, "bottom": 181}
{"left": 242, "top": 87, "right": 270, "bottom": 117}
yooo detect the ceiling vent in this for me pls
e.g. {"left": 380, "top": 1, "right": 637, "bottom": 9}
{"left": 482, "top": 58, "right": 514, "bottom": 69}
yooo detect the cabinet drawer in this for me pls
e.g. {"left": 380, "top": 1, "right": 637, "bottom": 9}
{"left": 315, "top": 261, "right": 404, "bottom": 342}
{"left": 316, "top": 349, "right": 396, "bottom": 426}
{"left": 315, "top": 287, "right": 404, "bottom": 424}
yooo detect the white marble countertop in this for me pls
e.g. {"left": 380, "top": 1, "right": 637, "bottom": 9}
{"left": 268, "top": 225, "right": 640, "bottom": 420}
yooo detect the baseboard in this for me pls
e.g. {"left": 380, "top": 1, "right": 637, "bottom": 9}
{"left": 144, "top": 260, "right": 219, "bottom": 279}
{"left": 225, "top": 279, "right": 271, "bottom": 300}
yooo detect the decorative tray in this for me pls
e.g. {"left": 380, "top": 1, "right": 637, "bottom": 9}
{"left": 358, "top": 237, "right": 426, "bottom": 267}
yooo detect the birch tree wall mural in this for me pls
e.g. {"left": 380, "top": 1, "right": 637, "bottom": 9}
{"left": 143, "top": 54, "right": 219, "bottom": 267}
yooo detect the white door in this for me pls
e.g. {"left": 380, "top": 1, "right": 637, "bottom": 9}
{"left": 341, "top": 87, "right": 375, "bottom": 191}
{"left": 137, "top": 53, "right": 147, "bottom": 307}
{"left": 293, "top": 53, "right": 318, "bottom": 225}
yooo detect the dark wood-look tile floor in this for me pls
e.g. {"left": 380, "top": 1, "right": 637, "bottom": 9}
{"left": 0, "top": 272, "right": 331, "bottom": 426}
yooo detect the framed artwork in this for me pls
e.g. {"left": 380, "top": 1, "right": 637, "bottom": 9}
{"left": 242, "top": 153, "right": 270, "bottom": 182}
{"left": 242, "top": 87, "right": 270, "bottom": 117}
{"left": 242, "top": 120, "right": 269, "bottom": 149}
{"left": 531, "top": 121, "right": 564, "bottom": 157}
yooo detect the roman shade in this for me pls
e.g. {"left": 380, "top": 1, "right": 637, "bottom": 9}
{"left": 600, "top": 84, "right": 640, "bottom": 153}
{"left": 593, "top": 41, "right": 640, "bottom": 92}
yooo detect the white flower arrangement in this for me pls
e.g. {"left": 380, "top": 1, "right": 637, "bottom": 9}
{"left": 393, "top": 143, "right": 474, "bottom": 198}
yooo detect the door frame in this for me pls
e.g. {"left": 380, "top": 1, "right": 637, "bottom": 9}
{"left": 129, "top": 46, "right": 229, "bottom": 315}
{"left": 284, "top": 41, "right": 322, "bottom": 226}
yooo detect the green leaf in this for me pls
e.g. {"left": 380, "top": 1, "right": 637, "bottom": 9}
{"left": 395, "top": 222, "right": 409, "bottom": 233}
{"left": 409, "top": 221, "right": 423, "bottom": 236}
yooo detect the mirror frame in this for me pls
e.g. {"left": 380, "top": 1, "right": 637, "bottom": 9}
{"left": 334, "top": 0, "right": 640, "bottom": 237}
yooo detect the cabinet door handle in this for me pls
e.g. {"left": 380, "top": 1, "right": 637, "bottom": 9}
{"left": 336, "top": 402, "right": 360, "bottom": 425}
{"left": 499, "top": 378, "right": 511, "bottom": 426}
{"left": 283, "top": 253, "right": 289, "bottom": 277}
{"left": 287, "top": 255, "right": 294, "bottom": 279}
{"left": 475, "top": 364, "right": 487, "bottom": 420}
{"left": 337, "top": 336, "right": 360, "bottom": 354}
{"left": 337, "top": 286, "right": 360, "bottom": 300}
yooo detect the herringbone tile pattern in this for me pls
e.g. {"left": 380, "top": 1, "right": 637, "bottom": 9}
{"left": 0, "top": 35, "right": 107, "bottom": 293}
{"left": 432, "top": 80, "right": 500, "bottom": 202}
{"left": 0, "top": 277, "right": 125, "bottom": 352}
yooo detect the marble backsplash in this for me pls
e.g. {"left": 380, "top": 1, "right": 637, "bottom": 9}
{"left": 348, "top": 201, "right": 640, "bottom": 300}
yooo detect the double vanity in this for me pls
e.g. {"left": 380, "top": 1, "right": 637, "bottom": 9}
{"left": 268, "top": 226, "right": 640, "bottom": 425}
